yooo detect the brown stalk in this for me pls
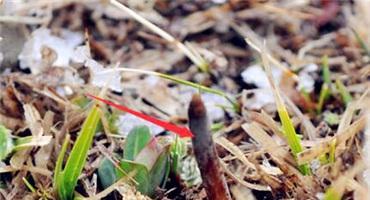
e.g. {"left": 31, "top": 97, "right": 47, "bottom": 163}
{"left": 188, "top": 94, "right": 232, "bottom": 200}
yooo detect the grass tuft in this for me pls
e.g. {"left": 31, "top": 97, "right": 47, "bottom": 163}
{"left": 256, "top": 40, "right": 310, "bottom": 175}
{"left": 54, "top": 104, "right": 101, "bottom": 200}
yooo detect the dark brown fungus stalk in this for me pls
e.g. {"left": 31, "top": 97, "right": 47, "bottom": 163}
{"left": 188, "top": 94, "right": 232, "bottom": 200}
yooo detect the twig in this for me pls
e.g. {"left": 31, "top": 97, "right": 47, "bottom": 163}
{"left": 188, "top": 94, "right": 231, "bottom": 200}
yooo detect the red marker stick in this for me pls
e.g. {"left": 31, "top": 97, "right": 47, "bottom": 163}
{"left": 86, "top": 94, "right": 193, "bottom": 138}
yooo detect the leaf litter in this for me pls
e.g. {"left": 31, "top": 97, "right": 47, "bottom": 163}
{"left": 0, "top": 0, "right": 369, "bottom": 199}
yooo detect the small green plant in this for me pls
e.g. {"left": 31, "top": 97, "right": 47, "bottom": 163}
{"left": 54, "top": 104, "right": 101, "bottom": 200}
{"left": 170, "top": 136, "right": 187, "bottom": 174}
{"left": 0, "top": 125, "right": 51, "bottom": 160}
{"left": 98, "top": 126, "right": 171, "bottom": 197}
{"left": 259, "top": 45, "right": 310, "bottom": 175}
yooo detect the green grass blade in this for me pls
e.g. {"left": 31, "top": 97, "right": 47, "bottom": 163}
{"left": 59, "top": 104, "right": 101, "bottom": 200}
{"left": 351, "top": 28, "right": 370, "bottom": 56}
{"left": 322, "top": 55, "right": 331, "bottom": 85}
{"left": 159, "top": 72, "right": 239, "bottom": 111}
{"left": 158, "top": 73, "right": 225, "bottom": 97}
{"left": 317, "top": 83, "right": 330, "bottom": 114}
{"left": 278, "top": 106, "right": 311, "bottom": 175}
{"left": 23, "top": 177, "right": 36, "bottom": 193}
{"left": 54, "top": 134, "right": 70, "bottom": 199}
{"left": 99, "top": 67, "right": 239, "bottom": 112}
{"left": 259, "top": 43, "right": 310, "bottom": 175}
{"left": 326, "top": 79, "right": 352, "bottom": 163}
{"left": 316, "top": 55, "right": 332, "bottom": 114}
{"left": 335, "top": 79, "right": 352, "bottom": 106}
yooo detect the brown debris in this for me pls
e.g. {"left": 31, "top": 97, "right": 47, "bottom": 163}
{"left": 0, "top": 0, "right": 369, "bottom": 199}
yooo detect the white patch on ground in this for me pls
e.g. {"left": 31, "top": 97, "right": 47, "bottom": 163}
{"left": 241, "top": 64, "right": 282, "bottom": 109}
{"left": 175, "top": 87, "right": 231, "bottom": 122}
{"left": 242, "top": 64, "right": 282, "bottom": 88}
{"left": 116, "top": 114, "right": 164, "bottom": 137}
{"left": 212, "top": 0, "right": 227, "bottom": 4}
{"left": 18, "top": 28, "right": 83, "bottom": 74}
{"left": 316, "top": 192, "right": 325, "bottom": 200}
{"left": 144, "top": 75, "right": 160, "bottom": 86}
{"left": 296, "top": 63, "right": 318, "bottom": 93}
{"left": 56, "top": 86, "right": 74, "bottom": 96}
{"left": 246, "top": 90, "right": 275, "bottom": 110}
{"left": 241, "top": 65, "right": 282, "bottom": 88}
{"left": 71, "top": 46, "right": 122, "bottom": 92}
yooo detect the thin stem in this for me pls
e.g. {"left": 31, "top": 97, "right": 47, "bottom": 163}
{"left": 109, "top": 0, "right": 208, "bottom": 72}
{"left": 99, "top": 67, "right": 239, "bottom": 111}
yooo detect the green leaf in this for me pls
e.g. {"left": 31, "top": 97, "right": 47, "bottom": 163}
{"left": 55, "top": 104, "right": 101, "bottom": 200}
{"left": 117, "top": 151, "right": 170, "bottom": 197}
{"left": 0, "top": 125, "right": 14, "bottom": 160}
{"left": 149, "top": 149, "right": 170, "bottom": 195}
{"left": 118, "top": 160, "right": 150, "bottom": 195}
{"left": 98, "top": 158, "right": 117, "bottom": 189}
{"left": 123, "top": 126, "right": 152, "bottom": 161}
